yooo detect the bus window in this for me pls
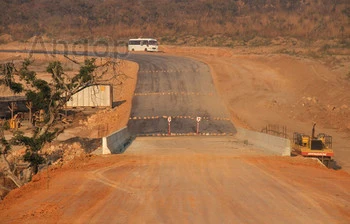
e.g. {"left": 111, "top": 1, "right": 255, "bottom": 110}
{"left": 141, "top": 40, "right": 149, "bottom": 46}
{"left": 149, "top": 40, "right": 158, "bottom": 45}
{"left": 129, "top": 40, "right": 141, "bottom": 45}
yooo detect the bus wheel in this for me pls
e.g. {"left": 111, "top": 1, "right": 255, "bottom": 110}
{"left": 145, "top": 48, "right": 148, "bottom": 52}
{"left": 132, "top": 49, "right": 135, "bottom": 51}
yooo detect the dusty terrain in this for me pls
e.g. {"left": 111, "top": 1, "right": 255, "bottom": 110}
{"left": 1, "top": 137, "right": 350, "bottom": 223}
{"left": 161, "top": 45, "right": 350, "bottom": 171}
{"left": 1, "top": 41, "right": 350, "bottom": 222}
{"left": 0, "top": 50, "right": 139, "bottom": 138}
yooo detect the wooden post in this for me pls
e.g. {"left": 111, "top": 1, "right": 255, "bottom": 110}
{"left": 26, "top": 101, "right": 33, "bottom": 124}
{"left": 8, "top": 102, "right": 16, "bottom": 119}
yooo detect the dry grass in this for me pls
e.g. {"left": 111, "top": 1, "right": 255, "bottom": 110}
{"left": 0, "top": 0, "right": 348, "bottom": 44}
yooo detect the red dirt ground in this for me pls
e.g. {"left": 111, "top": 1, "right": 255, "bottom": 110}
{"left": 0, "top": 42, "right": 350, "bottom": 223}
{"left": 1, "top": 137, "right": 350, "bottom": 223}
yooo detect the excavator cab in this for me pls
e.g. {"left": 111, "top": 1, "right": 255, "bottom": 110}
{"left": 310, "top": 139, "right": 324, "bottom": 150}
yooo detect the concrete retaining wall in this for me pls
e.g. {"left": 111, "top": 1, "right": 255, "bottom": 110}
{"left": 66, "top": 85, "right": 112, "bottom": 108}
{"left": 236, "top": 127, "right": 291, "bottom": 156}
{"left": 102, "top": 127, "right": 132, "bottom": 154}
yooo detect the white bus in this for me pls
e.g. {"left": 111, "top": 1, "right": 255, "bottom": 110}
{"left": 128, "top": 38, "right": 158, "bottom": 52}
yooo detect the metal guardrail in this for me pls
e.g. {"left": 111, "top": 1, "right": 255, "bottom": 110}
{"left": 261, "top": 124, "right": 288, "bottom": 139}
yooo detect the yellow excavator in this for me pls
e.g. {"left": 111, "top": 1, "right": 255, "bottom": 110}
{"left": 9, "top": 113, "right": 21, "bottom": 129}
{"left": 292, "top": 123, "right": 334, "bottom": 168}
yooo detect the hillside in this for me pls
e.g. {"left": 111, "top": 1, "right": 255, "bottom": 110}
{"left": 0, "top": 0, "right": 349, "bottom": 46}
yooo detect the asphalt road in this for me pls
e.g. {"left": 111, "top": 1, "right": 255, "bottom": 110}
{"left": 126, "top": 53, "right": 236, "bottom": 136}
{"left": 0, "top": 50, "right": 235, "bottom": 136}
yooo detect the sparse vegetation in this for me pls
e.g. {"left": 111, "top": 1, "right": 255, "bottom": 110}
{"left": 346, "top": 71, "right": 350, "bottom": 80}
{"left": 320, "top": 44, "right": 331, "bottom": 53}
{"left": 306, "top": 50, "right": 323, "bottom": 59}
{"left": 0, "top": 57, "right": 124, "bottom": 189}
{"left": 275, "top": 48, "right": 298, "bottom": 56}
{"left": 0, "top": 0, "right": 348, "bottom": 46}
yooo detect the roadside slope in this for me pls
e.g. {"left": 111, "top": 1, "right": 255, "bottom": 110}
{"left": 161, "top": 46, "right": 350, "bottom": 172}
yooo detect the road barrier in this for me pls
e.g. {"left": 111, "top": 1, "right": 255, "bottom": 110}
{"left": 235, "top": 127, "right": 291, "bottom": 156}
{"left": 102, "top": 127, "right": 133, "bottom": 154}
{"left": 101, "top": 126, "right": 289, "bottom": 156}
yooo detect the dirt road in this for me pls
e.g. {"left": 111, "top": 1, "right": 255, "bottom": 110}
{"left": 127, "top": 54, "right": 235, "bottom": 135}
{"left": 1, "top": 137, "right": 349, "bottom": 224}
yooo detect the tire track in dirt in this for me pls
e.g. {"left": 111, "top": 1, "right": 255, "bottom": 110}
{"left": 86, "top": 160, "right": 136, "bottom": 193}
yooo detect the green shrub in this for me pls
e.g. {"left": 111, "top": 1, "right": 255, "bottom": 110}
{"left": 3, "top": 120, "right": 10, "bottom": 130}
{"left": 73, "top": 38, "right": 89, "bottom": 45}
{"left": 95, "top": 38, "right": 109, "bottom": 46}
